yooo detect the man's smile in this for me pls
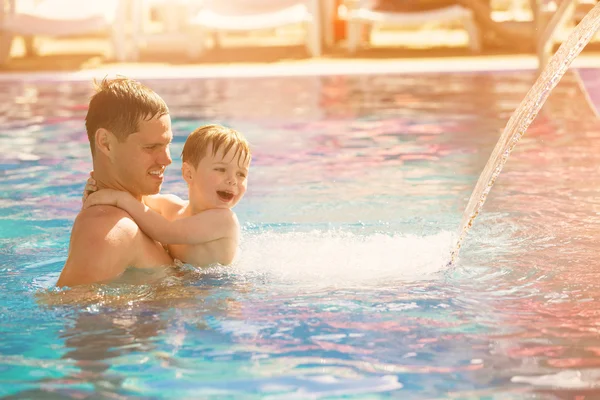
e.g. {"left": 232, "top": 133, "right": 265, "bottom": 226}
{"left": 149, "top": 170, "right": 164, "bottom": 180}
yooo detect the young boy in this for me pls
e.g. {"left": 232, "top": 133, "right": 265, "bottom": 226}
{"left": 83, "top": 124, "right": 251, "bottom": 267}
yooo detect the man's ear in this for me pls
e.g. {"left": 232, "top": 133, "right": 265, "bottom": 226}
{"left": 182, "top": 162, "right": 194, "bottom": 184}
{"left": 95, "top": 128, "right": 116, "bottom": 158}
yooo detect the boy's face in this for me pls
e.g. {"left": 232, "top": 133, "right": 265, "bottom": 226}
{"left": 183, "top": 142, "right": 249, "bottom": 211}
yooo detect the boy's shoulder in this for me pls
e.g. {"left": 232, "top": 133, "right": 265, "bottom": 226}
{"left": 201, "top": 208, "right": 240, "bottom": 232}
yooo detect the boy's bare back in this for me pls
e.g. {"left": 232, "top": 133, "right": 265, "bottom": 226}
{"left": 144, "top": 194, "right": 240, "bottom": 266}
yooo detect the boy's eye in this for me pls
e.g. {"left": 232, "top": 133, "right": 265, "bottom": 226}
{"left": 237, "top": 172, "right": 246, "bottom": 178}
{"left": 215, "top": 168, "right": 226, "bottom": 172}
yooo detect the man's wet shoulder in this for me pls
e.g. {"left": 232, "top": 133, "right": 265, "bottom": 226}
{"left": 74, "top": 206, "right": 139, "bottom": 233}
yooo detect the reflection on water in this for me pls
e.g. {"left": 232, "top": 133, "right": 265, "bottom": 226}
{"left": 2, "top": 70, "right": 600, "bottom": 398}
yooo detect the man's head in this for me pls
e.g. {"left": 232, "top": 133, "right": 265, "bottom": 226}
{"left": 181, "top": 124, "right": 251, "bottom": 211}
{"left": 86, "top": 77, "right": 172, "bottom": 199}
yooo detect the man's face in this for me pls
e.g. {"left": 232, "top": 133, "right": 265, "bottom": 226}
{"left": 112, "top": 114, "right": 173, "bottom": 198}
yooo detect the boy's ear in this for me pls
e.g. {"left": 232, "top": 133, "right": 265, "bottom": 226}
{"left": 182, "top": 162, "right": 194, "bottom": 184}
{"left": 95, "top": 128, "right": 117, "bottom": 159}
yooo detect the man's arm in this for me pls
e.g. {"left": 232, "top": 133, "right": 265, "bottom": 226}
{"left": 56, "top": 207, "right": 140, "bottom": 287}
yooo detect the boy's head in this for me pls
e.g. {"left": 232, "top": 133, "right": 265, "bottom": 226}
{"left": 181, "top": 124, "right": 251, "bottom": 211}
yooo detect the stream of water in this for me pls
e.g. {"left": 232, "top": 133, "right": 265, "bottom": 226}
{"left": 452, "top": 2, "right": 600, "bottom": 261}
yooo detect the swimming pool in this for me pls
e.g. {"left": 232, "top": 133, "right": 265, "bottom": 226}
{"left": 2, "top": 68, "right": 600, "bottom": 399}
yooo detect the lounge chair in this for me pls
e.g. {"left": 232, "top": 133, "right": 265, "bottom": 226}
{"left": 0, "top": 0, "right": 130, "bottom": 64}
{"left": 343, "top": 0, "right": 481, "bottom": 53}
{"left": 128, "top": 0, "right": 194, "bottom": 60}
{"left": 185, "top": 0, "right": 322, "bottom": 58}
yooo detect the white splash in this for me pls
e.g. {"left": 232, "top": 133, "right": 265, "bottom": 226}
{"left": 236, "top": 230, "right": 454, "bottom": 287}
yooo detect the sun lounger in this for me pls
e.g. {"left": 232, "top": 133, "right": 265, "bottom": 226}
{"left": 128, "top": 0, "right": 192, "bottom": 59}
{"left": 186, "top": 0, "right": 322, "bottom": 58}
{"left": 0, "top": 0, "right": 130, "bottom": 64}
{"left": 344, "top": 0, "right": 481, "bottom": 53}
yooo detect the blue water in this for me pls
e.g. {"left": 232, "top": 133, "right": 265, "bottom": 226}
{"left": 2, "top": 71, "right": 600, "bottom": 399}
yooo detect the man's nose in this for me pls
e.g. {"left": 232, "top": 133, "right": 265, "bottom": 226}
{"left": 158, "top": 146, "right": 172, "bottom": 166}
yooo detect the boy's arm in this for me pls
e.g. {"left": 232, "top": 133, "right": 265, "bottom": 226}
{"left": 85, "top": 190, "right": 237, "bottom": 245}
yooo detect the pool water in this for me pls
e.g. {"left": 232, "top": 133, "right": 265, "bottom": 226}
{"left": 2, "top": 70, "right": 600, "bottom": 399}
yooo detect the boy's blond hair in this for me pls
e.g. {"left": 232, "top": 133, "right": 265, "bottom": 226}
{"left": 181, "top": 124, "right": 251, "bottom": 168}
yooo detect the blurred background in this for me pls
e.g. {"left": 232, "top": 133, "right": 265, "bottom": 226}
{"left": 0, "top": 0, "right": 598, "bottom": 72}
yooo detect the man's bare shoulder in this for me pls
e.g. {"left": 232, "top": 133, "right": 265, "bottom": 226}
{"left": 72, "top": 205, "right": 140, "bottom": 243}
{"left": 144, "top": 194, "right": 186, "bottom": 206}
{"left": 155, "top": 193, "right": 185, "bottom": 203}
{"left": 57, "top": 206, "right": 141, "bottom": 287}
{"left": 143, "top": 194, "right": 187, "bottom": 217}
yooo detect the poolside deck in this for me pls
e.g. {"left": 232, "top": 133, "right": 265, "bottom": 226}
{"left": 3, "top": 25, "right": 600, "bottom": 79}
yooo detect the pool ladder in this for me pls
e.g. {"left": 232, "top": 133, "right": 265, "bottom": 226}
{"left": 537, "top": 0, "right": 596, "bottom": 70}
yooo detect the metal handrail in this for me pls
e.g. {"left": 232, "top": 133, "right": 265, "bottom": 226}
{"left": 537, "top": 0, "right": 579, "bottom": 70}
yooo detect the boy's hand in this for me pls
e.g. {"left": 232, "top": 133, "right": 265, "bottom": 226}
{"left": 83, "top": 189, "right": 121, "bottom": 210}
{"left": 82, "top": 172, "right": 97, "bottom": 204}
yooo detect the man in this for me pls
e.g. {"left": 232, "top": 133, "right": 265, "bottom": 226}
{"left": 57, "top": 77, "right": 174, "bottom": 287}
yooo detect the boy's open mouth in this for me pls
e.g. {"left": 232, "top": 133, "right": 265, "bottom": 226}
{"left": 217, "top": 191, "right": 234, "bottom": 201}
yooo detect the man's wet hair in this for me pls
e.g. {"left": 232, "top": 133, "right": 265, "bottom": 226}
{"left": 85, "top": 76, "right": 169, "bottom": 156}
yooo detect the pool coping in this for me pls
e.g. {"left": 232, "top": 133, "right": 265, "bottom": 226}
{"left": 1, "top": 54, "right": 600, "bottom": 82}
